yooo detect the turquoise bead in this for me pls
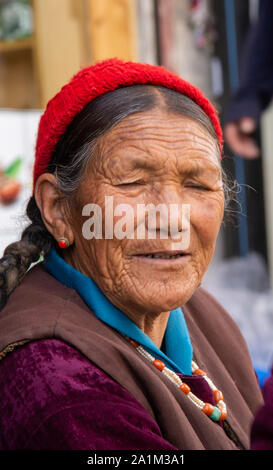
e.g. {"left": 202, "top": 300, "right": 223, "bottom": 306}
{"left": 210, "top": 407, "right": 221, "bottom": 422}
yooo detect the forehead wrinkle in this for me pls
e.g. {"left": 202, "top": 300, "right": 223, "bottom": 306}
{"left": 100, "top": 139, "right": 220, "bottom": 175}
{"left": 103, "top": 122, "right": 217, "bottom": 147}
{"left": 101, "top": 134, "right": 217, "bottom": 159}
{"left": 100, "top": 112, "right": 213, "bottom": 142}
{"left": 177, "top": 158, "right": 222, "bottom": 179}
{"left": 95, "top": 111, "right": 220, "bottom": 171}
{"left": 108, "top": 125, "right": 213, "bottom": 146}
{"left": 107, "top": 112, "right": 214, "bottom": 136}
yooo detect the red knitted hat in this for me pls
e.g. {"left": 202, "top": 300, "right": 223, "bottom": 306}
{"left": 33, "top": 57, "right": 223, "bottom": 191}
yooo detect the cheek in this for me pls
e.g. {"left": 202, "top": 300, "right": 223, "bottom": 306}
{"left": 191, "top": 195, "right": 224, "bottom": 247}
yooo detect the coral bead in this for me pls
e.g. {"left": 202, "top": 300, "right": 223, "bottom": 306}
{"left": 153, "top": 359, "right": 165, "bottom": 371}
{"left": 202, "top": 403, "right": 214, "bottom": 416}
{"left": 129, "top": 339, "right": 139, "bottom": 348}
{"left": 58, "top": 240, "right": 68, "bottom": 249}
{"left": 214, "top": 389, "right": 224, "bottom": 403}
{"left": 180, "top": 383, "right": 191, "bottom": 395}
{"left": 194, "top": 368, "right": 206, "bottom": 376}
{"left": 219, "top": 410, "right": 227, "bottom": 421}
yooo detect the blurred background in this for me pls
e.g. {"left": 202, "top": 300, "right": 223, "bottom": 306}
{"left": 0, "top": 0, "right": 272, "bottom": 385}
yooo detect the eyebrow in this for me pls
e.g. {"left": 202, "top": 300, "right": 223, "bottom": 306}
{"left": 131, "top": 159, "right": 157, "bottom": 171}
{"left": 179, "top": 165, "right": 212, "bottom": 176}
{"left": 129, "top": 157, "right": 220, "bottom": 176}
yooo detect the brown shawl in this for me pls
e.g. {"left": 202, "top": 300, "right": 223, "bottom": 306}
{"left": 0, "top": 264, "right": 263, "bottom": 450}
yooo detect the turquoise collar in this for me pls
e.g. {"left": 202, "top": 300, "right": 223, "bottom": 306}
{"left": 44, "top": 248, "right": 193, "bottom": 375}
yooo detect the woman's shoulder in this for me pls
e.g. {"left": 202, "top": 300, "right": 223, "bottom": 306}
{"left": 185, "top": 285, "right": 255, "bottom": 362}
{"left": 185, "top": 285, "right": 247, "bottom": 340}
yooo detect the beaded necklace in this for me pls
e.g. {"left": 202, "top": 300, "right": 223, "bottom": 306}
{"left": 126, "top": 336, "right": 227, "bottom": 422}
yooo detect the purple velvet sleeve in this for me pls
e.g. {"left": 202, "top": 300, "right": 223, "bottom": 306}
{"left": 0, "top": 339, "right": 177, "bottom": 450}
{"left": 251, "top": 369, "right": 273, "bottom": 450}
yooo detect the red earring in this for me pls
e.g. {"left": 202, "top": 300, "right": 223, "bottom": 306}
{"left": 58, "top": 237, "right": 70, "bottom": 249}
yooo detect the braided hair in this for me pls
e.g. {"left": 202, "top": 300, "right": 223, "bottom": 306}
{"left": 0, "top": 196, "right": 53, "bottom": 309}
{"left": 0, "top": 85, "right": 236, "bottom": 310}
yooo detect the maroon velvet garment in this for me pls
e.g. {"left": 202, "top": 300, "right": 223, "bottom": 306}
{"left": 251, "top": 369, "right": 273, "bottom": 450}
{"left": 0, "top": 338, "right": 215, "bottom": 450}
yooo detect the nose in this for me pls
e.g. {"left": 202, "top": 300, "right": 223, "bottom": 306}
{"left": 152, "top": 184, "right": 187, "bottom": 235}
{"left": 137, "top": 185, "right": 191, "bottom": 249}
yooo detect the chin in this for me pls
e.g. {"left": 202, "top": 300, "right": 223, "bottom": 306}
{"left": 134, "top": 282, "right": 198, "bottom": 314}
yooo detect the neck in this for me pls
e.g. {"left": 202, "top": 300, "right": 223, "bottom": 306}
{"left": 107, "top": 295, "right": 170, "bottom": 349}
{"left": 136, "top": 311, "right": 170, "bottom": 349}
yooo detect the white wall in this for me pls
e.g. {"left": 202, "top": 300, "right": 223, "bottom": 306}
{"left": 0, "top": 109, "right": 41, "bottom": 256}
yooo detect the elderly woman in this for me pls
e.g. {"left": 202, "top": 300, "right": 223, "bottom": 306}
{"left": 0, "top": 59, "right": 263, "bottom": 450}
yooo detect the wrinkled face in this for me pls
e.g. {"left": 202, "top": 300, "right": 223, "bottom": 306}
{"left": 67, "top": 109, "right": 224, "bottom": 318}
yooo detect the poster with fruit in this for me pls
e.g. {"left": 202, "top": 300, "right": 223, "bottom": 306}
{"left": 0, "top": 109, "right": 41, "bottom": 256}
{"left": 0, "top": 158, "right": 22, "bottom": 205}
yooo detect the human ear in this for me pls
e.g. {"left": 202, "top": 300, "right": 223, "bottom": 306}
{"left": 34, "top": 173, "right": 74, "bottom": 245}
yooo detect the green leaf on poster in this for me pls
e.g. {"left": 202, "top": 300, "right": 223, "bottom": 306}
{"left": 4, "top": 157, "right": 22, "bottom": 178}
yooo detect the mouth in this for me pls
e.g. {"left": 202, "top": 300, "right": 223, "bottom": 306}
{"left": 132, "top": 250, "right": 191, "bottom": 260}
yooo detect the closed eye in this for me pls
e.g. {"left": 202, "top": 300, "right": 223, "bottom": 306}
{"left": 118, "top": 180, "right": 146, "bottom": 187}
{"left": 186, "top": 184, "right": 210, "bottom": 191}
